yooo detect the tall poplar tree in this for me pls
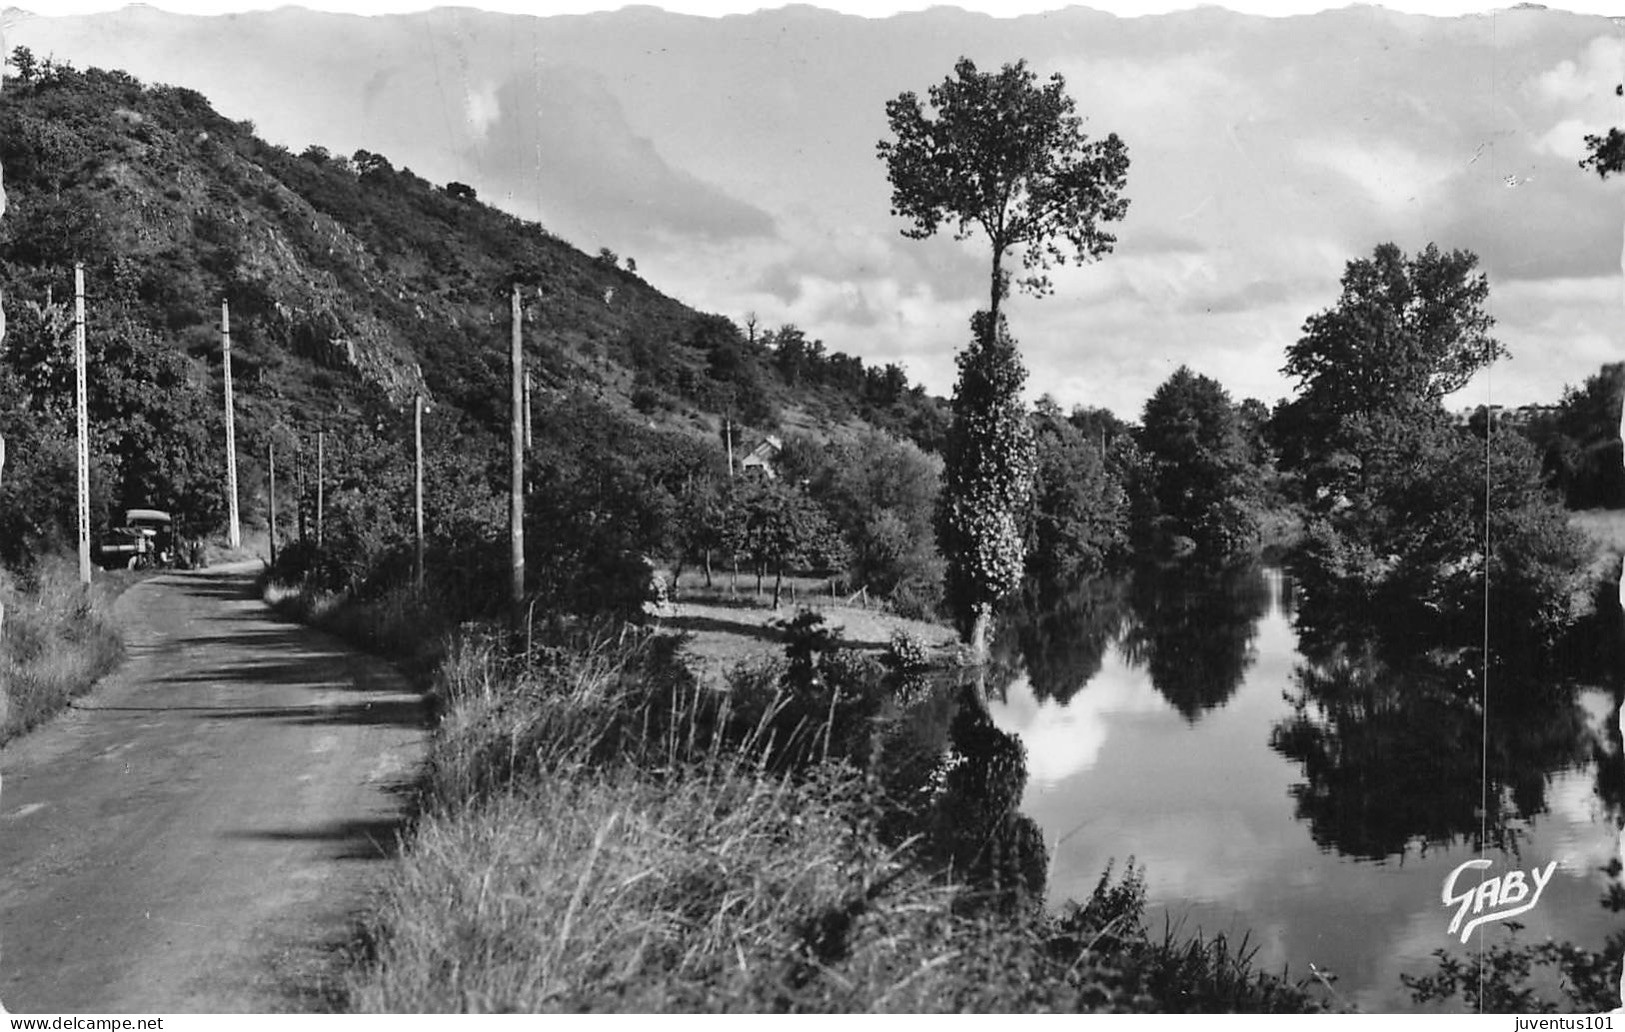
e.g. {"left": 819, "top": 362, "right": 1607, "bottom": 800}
{"left": 879, "top": 56, "right": 1128, "bottom": 660}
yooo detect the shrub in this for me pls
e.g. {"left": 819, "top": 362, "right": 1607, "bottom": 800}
{"left": 0, "top": 555, "right": 124, "bottom": 742}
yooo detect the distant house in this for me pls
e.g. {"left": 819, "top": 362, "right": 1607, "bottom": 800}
{"left": 739, "top": 435, "right": 782, "bottom": 479}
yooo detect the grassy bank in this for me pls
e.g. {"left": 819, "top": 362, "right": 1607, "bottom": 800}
{"left": 336, "top": 625, "right": 1322, "bottom": 1013}
{"left": 249, "top": 543, "right": 1325, "bottom": 1014}
{"left": 0, "top": 556, "right": 126, "bottom": 744}
{"left": 262, "top": 577, "right": 453, "bottom": 685}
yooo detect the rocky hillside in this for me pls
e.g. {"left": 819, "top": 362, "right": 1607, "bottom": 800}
{"left": 0, "top": 55, "right": 946, "bottom": 545}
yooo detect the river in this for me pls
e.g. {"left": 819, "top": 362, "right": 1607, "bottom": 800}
{"left": 970, "top": 563, "right": 1624, "bottom": 1011}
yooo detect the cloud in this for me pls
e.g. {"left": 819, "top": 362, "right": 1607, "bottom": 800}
{"left": 464, "top": 80, "right": 500, "bottom": 140}
{"left": 471, "top": 64, "right": 776, "bottom": 249}
{"left": 14, "top": 5, "right": 1625, "bottom": 421}
{"left": 987, "top": 652, "right": 1171, "bottom": 788}
{"left": 1297, "top": 138, "right": 1459, "bottom": 213}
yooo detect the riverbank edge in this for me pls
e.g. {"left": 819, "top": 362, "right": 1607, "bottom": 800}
{"left": 257, "top": 567, "right": 1327, "bottom": 1014}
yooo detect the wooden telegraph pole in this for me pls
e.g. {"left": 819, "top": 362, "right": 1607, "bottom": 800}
{"left": 268, "top": 441, "right": 277, "bottom": 566}
{"left": 509, "top": 285, "right": 525, "bottom": 630}
{"left": 74, "top": 263, "right": 90, "bottom": 585}
{"left": 221, "top": 301, "right": 241, "bottom": 549}
{"left": 316, "top": 430, "right": 325, "bottom": 549}
{"left": 414, "top": 394, "right": 425, "bottom": 593}
{"left": 523, "top": 369, "right": 533, "bottom": 450}
{"left": 297, "top": 444, "right": 307, "bottom": 543}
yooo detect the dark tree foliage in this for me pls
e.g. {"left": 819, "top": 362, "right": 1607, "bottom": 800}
{"left": 1276, "top": 241, "right": 1590, "bottom": 649}
{"left": 1532, "top": 362, "right": 1625, "bottom": 509}
{"left": 809, "top": 430, "right": 946, "bottom": 618}
{"left": 1026, "top": 396, "right": 1128, "bottom": 580}
{"left": 1278, "top": 242, "right": 1500, "bottom": 493}
{"left": 1135, "top": 366, "right": 1261, "bottom": 560}
{"left": 1580, "top": 86, "right": 1625, "bottom": 179}
{"left": 520, "top": 394, "right": 725, "bottom": 617}
{"left": 1285, "top": 243, "right": 1498, "bottom": 415}
{"left": 732, "top": 476, "right": 847, "bottom": 609}
{"left": 878, "top": 56, "right": 1130, "bottom": 323}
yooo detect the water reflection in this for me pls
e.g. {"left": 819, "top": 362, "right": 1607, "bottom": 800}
{"left": 958, "top": 558, "right": 1625, "bottom": 1010}
{"left": 991, "top": 578, "right": 1129, "bottom": 704}
{"left": 991, "top": 563, "right": 1272, "bottom": 721}
{"left": 1269, "top": 644, "right": 1594, "bottom": 861}
{"left": 1269, "top": 560, "right": 1624, "bottom": 863}
{"left": 876, "top": 680, "right": 1048, "bottom": 908}
{"left": 1120, "top": 564, "right": 1272, "bottom": 721}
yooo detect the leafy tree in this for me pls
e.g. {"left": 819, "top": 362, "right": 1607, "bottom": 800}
{"left": 8, "top": 46, "right": 36, "bottom": 84}
{"left": 674, "top": 473, "right": 732, "bottom": 588}
{"left": 1027, "top": 396, "right": 1127, "bottom": 579}
{"left": 1276, "top": 241, "right": 1589, "bottom": 645}
{"left": 734, "top": 477, "right": 845, "bottom": 609}
{"left": 351, "top": 149, "right": 393, "bottom": 178}
{"left": 1067, "top": 404, "right": 1131, "bottom": 453}
{"left": 1542, "top": 362, "right": 1624, "bottom": 508}
{"left": 937, "top": 312, "right": 1035, "bottom": 658}
{"left": 877, "top": 56, "right": 1130, "bottom": 325}
{"left": 1580, "top": 87, "right": 1625, "bottom": 178}
{"left": 813, "top": 429, "right": 945, "bottom": 616}
{"left": 1136, "top": 366, "right": 1260, "bottom": 559}
{"left": 1278, "top": 242, "right": 1501, "bottom": 497}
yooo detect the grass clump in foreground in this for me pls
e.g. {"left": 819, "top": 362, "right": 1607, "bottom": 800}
{"left": 0, "top": 555, "right": 125, "bottom": 744}
{"left": 344, "top": 622, "right": 1327, "bottom": 1013}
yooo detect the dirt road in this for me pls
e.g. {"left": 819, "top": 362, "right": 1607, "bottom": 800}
{"left": 0, "top": 563, "right": 426, "bottom": 1013}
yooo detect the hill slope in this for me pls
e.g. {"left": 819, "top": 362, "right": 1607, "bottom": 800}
{"left": 0, "top": 57, "right": 946, "bottom": 547}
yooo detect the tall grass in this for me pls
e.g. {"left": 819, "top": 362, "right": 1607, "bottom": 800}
{"left": 0, "top": 556, "right": 125, "bottom": 743}
{"left": 262, "top": 577, "right": 463, "bottom": 686}
{"left": 342, "top": 621, "right": 1326, "bottom": 1013}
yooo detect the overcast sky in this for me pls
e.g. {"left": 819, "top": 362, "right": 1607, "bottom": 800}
{"left": 5, "top": 2, "right": 1624, "bottom": 419}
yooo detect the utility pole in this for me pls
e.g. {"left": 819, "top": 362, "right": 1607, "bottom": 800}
{"left": 316, "top": 430, "right": 324, "bottom": 549}
{"left": 509, "top": 285, "right": 525, "bottom": 629}
{"left": 221, "top": 301, "right": 240, "bottom": 550}
{"left": 297, "top": 444, "right": 307, "bottom": 543}
{"left": 74, "top": 263, "right": 90, "bottom": 585}
{"left": 414, "top": 394, "right": 425, "bottom": 593}
{"left": 268, "top": 441, "right": 277, "bottom": 566}
{"left": 523, "top": 369, "right": 533, "bottom": 450}
{"left": 725, "top": 414, "right": 735, "bottom": 477}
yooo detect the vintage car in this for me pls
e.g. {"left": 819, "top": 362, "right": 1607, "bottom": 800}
{"left": 95, "top": 508, "right": 176, "bottom": 570}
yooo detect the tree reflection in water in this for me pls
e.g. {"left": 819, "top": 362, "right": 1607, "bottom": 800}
{"left": 989, "top": 576, "right": 1129, "bottom": 704}
{"left": 1270, "top": 645, "right": 1590, "bottom": 860}
{"left": 874, "top": 679, "right": 1048, "bottom": 910}
{"left": 1396, "top": 571, "right": 1625, "bottom": 1011}
{"left": 1118, "top": 562, "right": 1272, "bottom": 721}
{"left": 1269, "top": 572, "right": 1622, "bottom": 862}
{"left": 988, "top": 562, "right": 1271, "bottom": 719}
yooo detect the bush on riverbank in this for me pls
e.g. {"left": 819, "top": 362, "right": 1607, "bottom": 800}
{"left": 0, "top": 555, "right": 125, "bottom": 743}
